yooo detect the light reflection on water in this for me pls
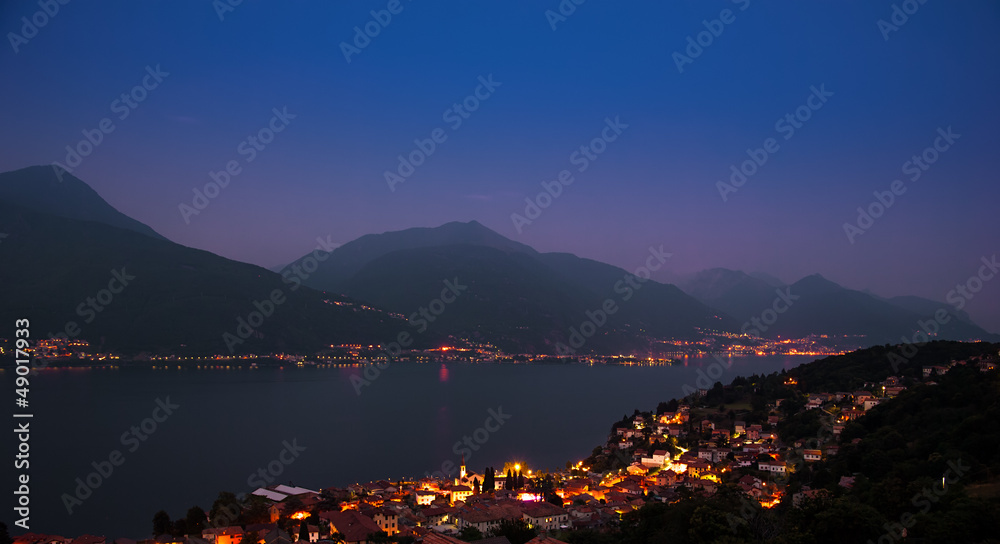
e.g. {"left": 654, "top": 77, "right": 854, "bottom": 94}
{"left": 1, "top": 354, "right": 815, "bottom": 538}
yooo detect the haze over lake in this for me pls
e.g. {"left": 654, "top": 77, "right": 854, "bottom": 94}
{"left": 3, "top": 355, "right": 813, "bottom": 538}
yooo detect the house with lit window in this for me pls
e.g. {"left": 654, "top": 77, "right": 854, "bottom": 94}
{"left": 319, "top": 511, "right": 383, "bottom": 544}
{"left": 453, "top": 504, "right": 522, "bottom": 534}
{"left": 522, "top": 502, "right": 569, "bottom": 531}
{"left": 370, "top": 510, "right": 398, "bottom": 536}
{"left": 202, "top": 527, "right": 243, "bottom": 544}
{"left": 415, "top": 489, "right": 438, "bottom": 506}
{"left": 447, "top": 485, "right": 473, "bottom": 504}
{"left": 758, "top": 461, "right": 786, "bottom": 474}
{"left": 863, "top": 398, "right": 882, "bottom": 411}
{"left": 733, "top": 421, "right": 746, "bottom": 435}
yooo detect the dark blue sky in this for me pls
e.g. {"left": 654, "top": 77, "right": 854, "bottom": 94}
{"left": 2, "top": 1, "right": 998, "bottom": 331}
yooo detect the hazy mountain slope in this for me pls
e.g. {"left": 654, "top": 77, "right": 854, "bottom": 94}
{"left": 770, "top": 275, "right": 992, "bottom": 342}
{"left": 680, "top": 268, "right": 780, "bottom": 323}
{"left": 341, "top": 244, "right": 603, "bottom": 352}
{"left": 683, "top": 269, "right": 994, "bottom": 342}
{"left": 885, "top": 294, "right": 974, "bottom": 324}
{"left": 291, "top": 220, "right": 537, "bottom": 290}
{"left": 536, "top": 253, "right": 737, "bottom": 337}
{"left": 291, "top": 224, "right": 740, "bottom": 353}
{"left": 0, "top": 200, "right": 404, "bottom": 354}
{"left": 0, "top": 165, "right": 166, "bottom": 240}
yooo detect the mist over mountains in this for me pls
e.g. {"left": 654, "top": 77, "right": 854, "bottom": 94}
{"left": 1, "top": 166, "right": 994, "bottom": 355}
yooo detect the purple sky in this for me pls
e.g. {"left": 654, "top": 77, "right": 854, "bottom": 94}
{"left": 1, "top": 1, "right": 998, "bottom": 331}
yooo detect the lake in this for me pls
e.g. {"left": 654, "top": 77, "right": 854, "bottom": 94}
{"left": 2, "top": 355, "right": 816, "bottom": 538}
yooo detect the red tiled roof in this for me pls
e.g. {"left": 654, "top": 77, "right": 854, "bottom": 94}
{"left": 320, "top": 511, "right": 382, "bottom": 542}
{"left": 14, "top": 534, "right": 70, "bottom": 544}
{"left": 521, "top": 501, "right": 567, "bottom": 518}
{"left": 70, "top": 536, "right": 106, "bottom": 544}
{"left": 420, "top": 534, "right": 466, "bottom": 544}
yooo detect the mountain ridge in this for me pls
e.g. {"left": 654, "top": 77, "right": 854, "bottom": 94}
{"left": 0, "top": 165, "right": 166, "bottom": 241}
{"left": 3, "top": 165, "right": 994, "bottom": 354}
{"left": 0, "top": 198, "right": 409, "bottom": 354}
{"left": 680, "top": 267, "right": 994, "bottom": 342}
{"left": 285, "top": 221, "right": 739, "bottom": 353}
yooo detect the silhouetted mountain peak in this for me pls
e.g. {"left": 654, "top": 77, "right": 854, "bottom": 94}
{"left": 285, "top": 219, "right": 537, "bottom": 289}
{"left": 747, "top": 271, "right": 786, "bottom": 287}
{"left": 792, "top": 273, "right": 842, "bottom": 293}
{"left": 430, "top": 220, "right": 528, "bottom": 248}
{"left": 681, "top": 268, "right": 762, "bottom": 301}
{"left": 0, "top": 165, "right": 165, "bottom": 240}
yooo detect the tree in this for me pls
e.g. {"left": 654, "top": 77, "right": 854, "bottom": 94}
{"left": 186, "top": 506, "right": 208, "bottom": 533}
{"left": 457, "top": 526, "right": 483, "bottom": 541}
{"left": 0, "top": 522, "right": 13, "bottom": 544}
{"left": 211, "top": 491, "right": 241, "bottom": 525}
{"left": 483, "top": 467, "right": 494, "bottom": 491}
{"left": 171, "top": 519, "right": 189, "bottom": 537}
{"left": 781, "top": 395, "right": 807, "bottom": 417}
{"left": 241, "top": 530, "right": 259, "bottom": 544}
{"left": 298, "top": 520, "right": 309, "bottom": 542}
{"left": 656, "top": 399, "right": 679, "bottom": 415}
{"left": 242, "top": 494, "right": 271, "bottom": 524}
{"left": 506, "top": 469, "right": 514, "bottom": 490}
{"left": 489, "top": 518, "right": 537, "bottom": 544}
{"left": 473, "top": 477, "right": 481, "bottom": 494}
{"left": 284, "top": 495, "right": 305, "bottom": 516}
{"left": 152, "top": 510, "right": 172, "bottom": 536}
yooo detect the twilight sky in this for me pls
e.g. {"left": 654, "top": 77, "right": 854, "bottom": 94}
{"left": 1, "top": 1, "right": 998, "bottom": 331}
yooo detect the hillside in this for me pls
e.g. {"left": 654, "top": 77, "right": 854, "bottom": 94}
{"left": 681, "top": 268, "right": 994, "bottom": 343}
{"left": 0, "top": 200, "right": 406, "bottom": 354}
{"left": 570, "top": 341, "right": 1000, "bottom": 543}
{"left": 0, "top": 165, "right": 166, "bottom": 240}
{"left": 288, "top": 222, "right": 737, "bottom": 353}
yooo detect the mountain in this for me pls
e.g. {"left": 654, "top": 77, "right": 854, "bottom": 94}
{"left": 294, "top": 220, "right": 537, "bottom": 288}
{"left": 883, "top": 294, "right": 974, "bottom": 324}
{"left": 5, "top": 164, "right": 991, "bottom": 355}
{"left": 681, "top": 268, "right": 995, "bottom": 342}
{"left": 341, "top": 244, "right": 604, "bottom": 353}
{"left": 0, "top": 165, "right": 166, "bottom": 240}
{"left": 0, "top": 170, "right": 408, "bottom": 354}
{"left": 534, "top": 252, "right": 729, "bottom": 339}
{"left": 287, "top": 222, "right": 736, "bottom": 353}
{"left": 746, "top": 270, "right": 786, "bottom": 287}
{"left": 680, "top": 268, "right": 779, "bottom": 311}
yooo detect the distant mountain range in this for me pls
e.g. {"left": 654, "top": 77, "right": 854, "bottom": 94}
{"left": 677, "top": 268, "right": 990, "bottom": 341}
{"left": 0, "top": 167, "right": 407, "bottom": 354}
{"left": 0, "top": 165, "right": 994, "bottom": 355}
{"left": 283, "top": 220, "right": 733, "bottom": 353}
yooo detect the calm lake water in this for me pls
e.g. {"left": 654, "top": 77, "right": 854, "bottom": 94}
{"left": 2, "top": 355, "right": 816, "bottom": 538}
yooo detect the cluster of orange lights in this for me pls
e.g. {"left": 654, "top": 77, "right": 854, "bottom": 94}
{"left": 759, "top": 494, "right": 783, "bottom": 508}
{"left": 659, "top": 413, "right": 684, "bottom": 425}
